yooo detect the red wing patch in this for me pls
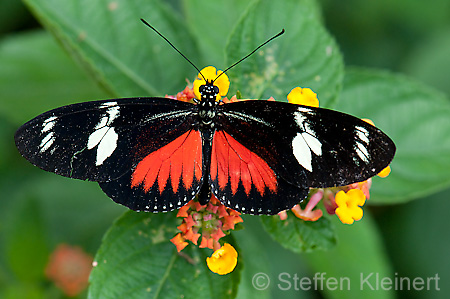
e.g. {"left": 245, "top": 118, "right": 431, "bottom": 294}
{"left": 211, "top": 130, "right": 277, "bottom": 195}
{"left": 131, "top": 130, "right": 202, "bottom": 193}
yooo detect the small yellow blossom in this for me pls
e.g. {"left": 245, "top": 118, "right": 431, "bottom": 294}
{"left": 193, "top": 66, "right": 230, "bottom": 101}
{"left": 206, "top": 243, "right": 238, "bottom": 275}
{"left": 377, "top": 166, "right": 391, "bottom": 178}
{"left": 362, "top": 118, "right": 375, "bottom": 126}
{"left": 287, "top": 87, "right": 319, "bottom": 107}
{"left": 335, "top": 189, "right": 366, "bottom": 224}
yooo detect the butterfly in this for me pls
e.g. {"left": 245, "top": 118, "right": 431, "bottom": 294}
{"left": 14, "top": 21, "right": 396, "bottom": 216}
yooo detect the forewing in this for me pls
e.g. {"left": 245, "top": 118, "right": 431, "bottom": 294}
{"left": 216, "top": 100, "right": 396, "bottom": 189}
{"left": 14, "top": 97, "right": 196, "bottom": 182}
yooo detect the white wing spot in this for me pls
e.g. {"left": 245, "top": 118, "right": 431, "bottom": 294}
{"left": 39, "top": 131, "right": 56, "bottom": 153}
{"left": 294, "top": 111, "right": 308, "bottom": 127}
{"left": 99, "top": 101, "right": 118, "bottom": 108}
{"left": 88, "top": 127, "right": 108, "bottom": 149}
{"left": 39, "top": 116, "right": 58, "bottom": 153}
{"left": 95, "top": 128, "right": 118, "bottom": 166}
{"left": 41, "top": 116, "right": 57, "bottom": 133}
{"left": 355, "top": 142, "right": 370, "bottom": 163}
{"left": 354, "top": 126, "right": 370, "bottom": 163}
{"left": 294, "top": 110, "right": 316, "bottom": 137}
{"left": 297, "top": 106, "right": 313, "bottom": 113}
{"left": 292, "top": 133, "right": 313, "bottom": 172}
{"left": 292, "top": 110, "right": 323, "bottom": 172}
{"left": 302, "top": 133, "right": 322, "bottom": 156}
{"left": 87, "top": 104, "right": 120, "bottom": 166}
{"left": 356, "top": 126, "right": 370, "bottom": 144}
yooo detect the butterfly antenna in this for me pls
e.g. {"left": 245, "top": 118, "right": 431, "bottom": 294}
{"left": 214, "top": 29, "right": 285, "bottom": 82}
{"left": 140, "top": 18, "right": 207, "bottom": 81}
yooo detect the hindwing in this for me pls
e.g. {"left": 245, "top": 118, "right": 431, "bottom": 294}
{"left": 210, "top": 129, "right": 308, "bottom": 215}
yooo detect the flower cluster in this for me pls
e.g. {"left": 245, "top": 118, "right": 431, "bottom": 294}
{"left": 170, "top": 196, "right": 243, "bottom": 253}
{"left": 166, "top": 85, "right": 195, "bottom": 103}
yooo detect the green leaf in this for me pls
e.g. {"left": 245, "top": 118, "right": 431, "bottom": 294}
{"left": 336, "top": 68, "right": 450, "bottom": 203}
{"left": 1, "top": 284, "right": 46, "bottom": 299}
{"left": 183, "top": 0, "right": 255, "bottom": 67}
{"left": 0, "top": 30, "right": 107, "bottom": 124}
{"left": 234, "top": 217, "right": 270, "bottom": 299}
{"left": 226, "top": 0, "right": 343, "bottom": 107}
{"left": 403, "top": 28, "right": 450, "bottom": 97}
{"left": 260, "top": 212, "right": 336, "bottom": 253}
{"left": 0, "top": 168, "right": 125, "bottom": 254}
{"left": 89, "top": 211, "right": 241, "bottom": 298}
{"left": 23, "top": 0, "right": 199, "bottom": 97}
{"left": 377, "top": 188, "right": 450, "bottom": 298}
{"left": 0, "top": 117, "right": 16, "bottom": 173}
{"left": 0, "top": 0, "right": 30, "bottom": 34}
{"left": 4, "top": 197, "right": 49, "bottom": 282}
{"left": 305, "top": 212, "right": 394, "bottom": 299}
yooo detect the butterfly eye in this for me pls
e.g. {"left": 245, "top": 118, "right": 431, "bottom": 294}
{"left": 213, "top": 85, "right": 219, "bottom": 95}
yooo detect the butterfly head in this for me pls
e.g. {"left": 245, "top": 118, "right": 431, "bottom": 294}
{"left": 193, "top": 66, "right": 230, "bottom": 102}
{"left": 199, "top": 80, "right": 220, "bottom": 103}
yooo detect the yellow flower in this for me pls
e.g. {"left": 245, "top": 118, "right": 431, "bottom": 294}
{"left": 193, "top": 66, "right": 230, "bottom": 101}
{"left": 287, "top": 87, "right": 319, "bottom": 107}
{"left": 206, "top": 243, "right": 238, "bottom": 275}
{"left": 377, "top": 166, "right": 391, "bottom": 178}
{"left": 335, "top": 189, "right": 366, "bottom": 224}
{"left": 362, "top": 118, "right": 375, "bottom": 126}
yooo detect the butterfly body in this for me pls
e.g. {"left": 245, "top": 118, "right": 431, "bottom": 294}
{"left": 196, "top": 81, "right": 220, "bottom": 204}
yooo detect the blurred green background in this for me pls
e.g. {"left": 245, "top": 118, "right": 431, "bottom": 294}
{"left": 1, "top": 0, "right": 449, "bottom": 298}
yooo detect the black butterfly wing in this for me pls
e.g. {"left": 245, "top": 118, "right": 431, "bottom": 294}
{"left": 15, "top": 98, "right": 204, "bottom": 212}
{"left": 210, "top": 100, "right": 395, "bottom": 214}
